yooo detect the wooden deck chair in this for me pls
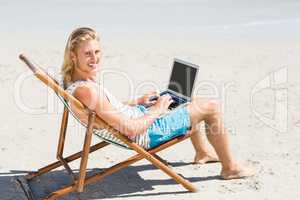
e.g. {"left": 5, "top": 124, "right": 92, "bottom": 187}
{"left": 16, "top": 54, "right": 198, "bottom": 200}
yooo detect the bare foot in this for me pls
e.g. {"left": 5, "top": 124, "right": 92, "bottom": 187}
{"left": 221, "top": 165, "right": 255, "bottom": 180}
{"left": 194, "top": 152, "right": 219, "bottom": 164}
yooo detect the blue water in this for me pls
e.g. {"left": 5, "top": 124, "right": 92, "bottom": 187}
{"left": 0, "top": 0, "right": 300, "bottom": 40}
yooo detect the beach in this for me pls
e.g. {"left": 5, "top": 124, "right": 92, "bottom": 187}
{"left": 1, "top": 0, "right": 300, "bottom": 199}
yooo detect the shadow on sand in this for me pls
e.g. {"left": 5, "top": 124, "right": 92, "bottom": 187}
{"left": 2, "top": 161, "right": 220, "bottom": 200}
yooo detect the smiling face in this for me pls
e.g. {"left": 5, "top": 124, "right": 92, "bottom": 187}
{"left": 71, "top": 39, "right": 101, "bottom": 81}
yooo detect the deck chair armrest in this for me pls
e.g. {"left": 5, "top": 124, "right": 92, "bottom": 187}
{"left": 19, "top": 54, "right": 88, "bottom": 112}
{"left": 19, "top": 54, "right": 38, "bottom": 73}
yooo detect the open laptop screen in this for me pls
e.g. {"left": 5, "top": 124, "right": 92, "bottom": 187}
{"left": 168, "top": 60, "right": 197, "bottom": 98}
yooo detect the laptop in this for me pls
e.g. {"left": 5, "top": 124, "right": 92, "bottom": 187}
{"left": 149, "top": 58, "right": 199, "bottom": 114}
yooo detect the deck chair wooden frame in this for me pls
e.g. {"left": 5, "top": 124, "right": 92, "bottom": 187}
{"left": 17, "top": 54, "right": 198, "bottom": 200}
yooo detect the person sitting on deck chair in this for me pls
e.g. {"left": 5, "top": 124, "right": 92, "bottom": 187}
{"left": 61, "top": 27, "right": 254, "bottom": 180}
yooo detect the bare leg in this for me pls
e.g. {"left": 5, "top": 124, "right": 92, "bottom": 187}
{"left": 205, "top": 113, "right": 254, "bottom": 179}
{"left": 187, "top": 98, "right": 254, "bottom": 179}
{"left": 204, "top": 112, "right": 236, "bottom": 169}
{"left": 189, "top": 128, "right": 219, "bottom": 164}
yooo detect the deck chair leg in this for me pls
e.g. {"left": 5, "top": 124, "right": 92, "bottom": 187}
{"left": 133, "top": 143, "right": 198, "bottom": 192}
{"left": 25, "top": 141, "right": 109, "bottom": 180}
{"left": 152, "top": 154, "right": 169, "bottom": 166}
{"left": 29, "top": 135, "right": 193, "bottom": 200}
{"left": 77, "top": 111, "right": 96, "bottom": 192}
{"left": 109, "top": 130, "right": 198, "bottom": 192}
{"left": 55, "top": 107, "right": 77, "bottom": 180}
{"left": 56, "top": 107, "right": 69, "bottom": 158}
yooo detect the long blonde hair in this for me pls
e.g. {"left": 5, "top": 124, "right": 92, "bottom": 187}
{"left": 61, "top": 27, "right": 100, "bottom": 86}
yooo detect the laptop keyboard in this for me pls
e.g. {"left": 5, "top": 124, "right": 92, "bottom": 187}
{"left": 146, "top": 91, "right": 188, "bottom": 110}
{"left": 160, "top": 91, "right": 187, "bottom": 109}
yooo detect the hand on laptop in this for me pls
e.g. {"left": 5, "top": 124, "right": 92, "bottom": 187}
{"left": 138, "top": 91, "right": 159, "bottom": 106}
{"left": 149, "top": 94, "right": 173, "bottom": 115}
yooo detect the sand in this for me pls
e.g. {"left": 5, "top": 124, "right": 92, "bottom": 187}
{"left": 1, "top": 1, "right": 300, "bottom": 199}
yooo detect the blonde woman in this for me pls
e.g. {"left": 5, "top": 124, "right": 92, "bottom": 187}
{"left": 61, "top": 27, "right": 254, "bottom": 180}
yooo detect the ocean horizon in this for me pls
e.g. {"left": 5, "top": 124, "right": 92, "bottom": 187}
{"left": 1, "top": 0, "right": 300, "bottom": 40}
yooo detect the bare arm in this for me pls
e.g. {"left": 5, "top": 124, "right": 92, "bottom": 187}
{"left": 74, "top": 84, "right": 170, "bottom": 138}
{"left": 123, "top": 98, "right": 140, "bottom": 106}
{"left": 123, "top": 91, "right": 158, "bottom": 106}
